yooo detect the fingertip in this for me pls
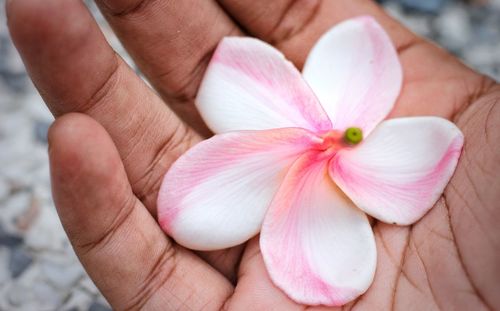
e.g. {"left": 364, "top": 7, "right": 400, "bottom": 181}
{"left": 48, "top": 113, "right": 122, "bottom": 190}
{"left": 8, "top": 0, "right": 73, "bottom": 46}
{"left": 7, "top": 0, "right": 115, "bottom": 118}
{"left": 48, "top": 112, "right": 103, "bottom": 162}
{"left": 48, "top": 113, "right": 133, "bottom": 241}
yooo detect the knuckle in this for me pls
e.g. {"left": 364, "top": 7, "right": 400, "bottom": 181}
{"left": 131, "top": 120, "right": 196, "bottom": 211}
{"left": 266, "top": 0, "right": 321, "bottom": 45}
{"left": 77, "top": 54, "right": 121, "bottom": 114}
{"left": 76, "top": 194, "right": 136, "bottom": 255}
{"left": 123, "top": 245, "right": 177, "bottom": 311}
{"left": 99, "top": 0, "right": 159, "bottom": 18}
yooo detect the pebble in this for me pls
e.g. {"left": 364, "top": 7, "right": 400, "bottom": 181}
{"left": 41, "top": 259, "right": 84, "bottom": 289}
{"left": 5, "top": 263, "right": 68, "bottom": 310}
{"left": 78, "top": 276, "right": 100, "bottom": 296}
{"left": 88, "top": 301, "right": 112, "bottom": 311}
{"left": 0, "top": 179, "right": 9, "bottom": 201}
{"left": 0, "top": 224, "right": 23, "bottom": 248}
{"left": 399, "top": 0, "right": 449, "bottom": 14}
{"left": 61, "top": 288, "right": 94, "bottom": 311}
{"left": 31, "top": 281, "right": 66, "bottom": 309}
{"left": 1, "top": 191, "right": 31, "bottom": 234}
{"left": 8, "top": 247, "right": 33, "bottom": 278}
{"left": 33, "top": 120, "right": 51, "bottom": 145}
{"left": 24, "top": 206, "right": 68, "bottom": 252}
{"left": 464, "top": 43, "right": 500, "bottom": 67}
{"left": 434, "top": 3, "right": 472, "bottom": 51}
{"left": 6, "top": 282, "right": 36, "bottom": 307}
{"left": 483, "top": 0, "right": 500, "bottom": 9}
{"left": 0, "top": 248, "right": 11, "bottom": 285}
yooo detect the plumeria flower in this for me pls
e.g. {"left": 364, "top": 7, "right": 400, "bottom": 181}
{"left": 157, "top": 16, "right": 463, "bottom": 306}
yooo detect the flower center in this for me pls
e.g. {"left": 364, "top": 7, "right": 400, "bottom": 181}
{"left": 315, "top": 127, "right": 363, "bottom": 156}
{"left": 344, "top": 127, "right": 363, "bottom": 145}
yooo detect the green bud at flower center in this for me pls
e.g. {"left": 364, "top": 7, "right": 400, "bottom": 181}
{"left": 344, "top": 127, "right": 363, "bottom": 145}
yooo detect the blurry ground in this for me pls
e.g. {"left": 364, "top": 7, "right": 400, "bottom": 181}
{"left": 0, "top": 0, "right": 499, "bottom": 310}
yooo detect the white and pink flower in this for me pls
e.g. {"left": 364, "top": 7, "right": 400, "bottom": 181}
{"left": 157, "top": 16, "right": 463, "bottom": 306}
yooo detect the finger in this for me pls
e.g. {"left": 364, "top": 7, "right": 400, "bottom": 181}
{"left": 8, "top": 0, "right": 244, "bottom": 280}
{"left": 96, "top": 0, "right": 243, "bottom": 134}
{"left": 48, "top": 113, "right": 233, "bottom": 310}
{"left": 218, "top": 0, "right": 492, "bottom": 118}
{"left": 7, "top": 0, "right": 200, "bottom": 212}
{"left": 225, "top": 237, "right": 302, "bottom": 310}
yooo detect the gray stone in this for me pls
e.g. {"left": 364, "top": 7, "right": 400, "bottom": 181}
{"left": 5, "top": 262, "right": 67, "bottom": 310}
{"left": 1, "top": 191, "right": 31, "bottom": 233}
{"left": 34, "top": 120, "right": 51, "bottom": 144}
{"left": 25, "top": 205, "right": 67, "bottom": 252}
{"left": 31, "top": 281, "right": 66, "bottom": 309}
{"left": 434, "top": 4, "right": 471, "bottom": 51}
{"left": 88, "top": 301, "right": 112, "bottom": 311}
{"left": 0, "top": 178, "right": 9, "bottom": 201}
{"left": 0, "top": 247, "right": 10, "bottom": 285}
{"left": 41, "top": 259, "right": 84, "bottom": 289}
{"left": 402, "top": 15, "right": 433, "bottom": 38}
{"left": 384, "top": 2, "right": 433, "bottom": 39}
{"left": 61, "top": 288, "right": 94, "bottom": 311}
{"left": 79, "top": 276, "right": 100, "bottom": 295}
{"left": 399, "top": 0, "right": 449, "bottom": 14}
{"left": 464, "top": 43, "right": 500, "bottom": 68}
{"left": 0, "top": 224, "right": 23, "bottom": 248}
{"left": 6, "top": 282, "right": 36, "bottom": 307}
{"left": 8, "top": 247, "right": 33, "bottom": 278}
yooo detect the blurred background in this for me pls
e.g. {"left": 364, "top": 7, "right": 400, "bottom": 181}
{"left": 0, "top": 0, "right": 499, "bottom": 310}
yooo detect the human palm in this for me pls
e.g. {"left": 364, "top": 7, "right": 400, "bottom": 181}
{"left": 7, "top": 0, "right": 499, "bottom": 309}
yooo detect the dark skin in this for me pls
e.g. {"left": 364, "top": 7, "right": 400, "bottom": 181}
{"left": 6, "top": 0, "right": 500, "bottom": 309}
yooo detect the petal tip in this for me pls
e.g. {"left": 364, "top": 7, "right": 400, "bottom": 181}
{"left": 260, "top": 156, "right": 377, "bottom": 306}
{"left": 303, "top": 15, "right": 402, "bottom": 135}
{"left": 196, "top": 34, "right": 331, "bottom": 133}
{"left": 331, "top": 117, "right": 464, "bottom": 226}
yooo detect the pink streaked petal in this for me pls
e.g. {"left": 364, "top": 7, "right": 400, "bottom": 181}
{"left": 331, "top": 117, "right": 464, "bottom": 225}
{"left": 195, "top": 37, "right": 332, "bottom": 134}
{"left": 157, "top": 128, "right": 320, "bottom": 251}
{"left": 261, "top": 153, "right": 376, "bottom": 306}
{"left": 302, "top": 16, "right": 402, "bottom": 135}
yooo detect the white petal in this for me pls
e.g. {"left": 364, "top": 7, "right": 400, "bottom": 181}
{"left": 157, "top": 128, "right": 319, "bottom": 250}
{"left": 331, "top": 117, "right": 464, "bottom": 225}
{"left": 196, "top": 37, "right": 332, "bottom": 133}
{"left": 261, "top": 153, "right": 376, "bottom": 306}
{"left": 303, "top": 16, "right": 402, "bottom": 135}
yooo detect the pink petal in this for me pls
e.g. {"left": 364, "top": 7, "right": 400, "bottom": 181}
{"left": 261, "top": 153, "right": 376, "bottom": 306}
{"left": 302, "top": 16, "right": 402, "bottom": 135}
{"left": 157, "top": 128, "right": 320, "bottom": 251}
{"left": 330, "top": 117, "right": 463, "bottom": 225}
{"left": 196, "top": 37, "right": 332, "bottom": 134}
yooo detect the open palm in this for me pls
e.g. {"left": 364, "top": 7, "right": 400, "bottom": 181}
{"left": 7, "top": 0, "right": 499, "bottom": 310}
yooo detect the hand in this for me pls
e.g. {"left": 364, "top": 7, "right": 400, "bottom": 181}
{"left": 7, "top": 0, "right": 499, "bottom": 309}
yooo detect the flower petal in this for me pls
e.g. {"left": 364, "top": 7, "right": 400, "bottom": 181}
{"left": 330, "top": 117, "right": 464, "bottom": 225}
{"left": 157, "top": 128, "right": 319, "bottom": 250}
{"left": 261, "top": 153, "right": 376, "bottom": 306}
{"left": 195, "top": 37, "right": 332, "bottom": 133}
{"left": 302, "top": 16, "right": 402, "bottom": 135}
